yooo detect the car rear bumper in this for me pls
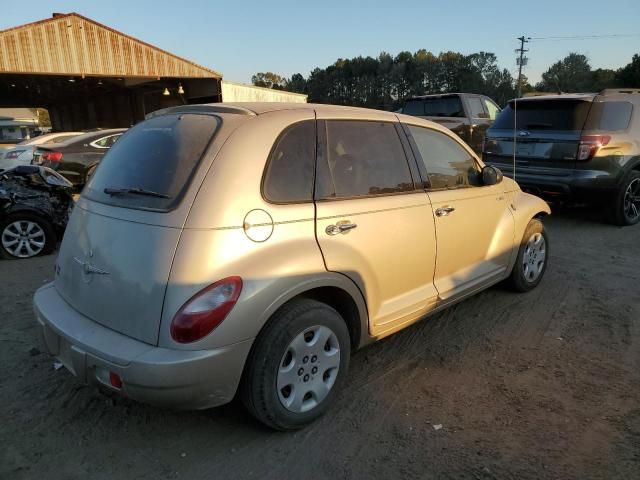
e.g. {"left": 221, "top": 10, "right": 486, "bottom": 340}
{"left": 33, "top": 283, "right": 253, "bottom": 410}
{"left": 484, "top": 160, "right": 619, "bottom": 200}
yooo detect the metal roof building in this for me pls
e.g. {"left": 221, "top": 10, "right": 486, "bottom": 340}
{"left": 0, "top": 13, "right": 222, "bottom": 130}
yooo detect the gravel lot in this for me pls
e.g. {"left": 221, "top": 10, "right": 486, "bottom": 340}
{"left": 1, "top": 208, "right": 639, "bottom": 480}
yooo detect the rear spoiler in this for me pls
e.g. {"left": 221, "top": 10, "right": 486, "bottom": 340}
{"left": 145, "top": 104, "right": 256, "bottom": 120}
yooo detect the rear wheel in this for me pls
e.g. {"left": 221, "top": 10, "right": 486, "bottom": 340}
{"left": 240, "top": 299, "right": 351, "bottom": 431}
{"left": 0, "top": 213, "right": 56, "bottom": 259}
{"left": 610, "top": 171, "right": 640, "bottom": 226}
{"left": 507, "top": 218, "right": 548, "bottom": 292}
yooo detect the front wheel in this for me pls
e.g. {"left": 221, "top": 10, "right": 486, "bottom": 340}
{"left": 240, "top": 299, "right": 351, "bottom": 431}
{"left": 507, "top": 218, "right": 548, "bottom": 292}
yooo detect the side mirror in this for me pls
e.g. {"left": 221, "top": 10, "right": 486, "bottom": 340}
{"left": 482, "top": 165, "right": 503, "bottom": 186}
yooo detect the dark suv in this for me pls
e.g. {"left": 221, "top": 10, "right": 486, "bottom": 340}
{"left": 401, "top": 93, "right": 501, "bottom": 154}
{"left": 483, "top": 89, "right": 640, "bottom": 225}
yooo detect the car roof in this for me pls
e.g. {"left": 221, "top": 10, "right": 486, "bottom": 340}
{"left": 149, "top": 102, "right": 460, "bottom": 141}
{"left": 510, "top": 93, "right": 597, "bottom": 103}
{"left": 405, "top": 93, "right": 475, "bottom": 100}
{"left": 150, "top": 102, "right": 398, "bottom": 118}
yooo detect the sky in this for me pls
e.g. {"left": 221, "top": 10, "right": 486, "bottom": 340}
{"left": 2, "top": 0, "right": 639, "bottom": 85}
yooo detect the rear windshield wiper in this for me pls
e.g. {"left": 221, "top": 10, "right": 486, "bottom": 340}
{"left": 103, "top": 187, "right": 171, "bottom": 199}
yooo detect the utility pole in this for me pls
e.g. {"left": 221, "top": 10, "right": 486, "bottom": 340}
{"left": 515, "top": 36, "right": 530, "bottom": 98}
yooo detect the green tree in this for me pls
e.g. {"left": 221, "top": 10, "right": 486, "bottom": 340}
{"left": 537, "top": 53, "right": 593, "bottom": 93}
{"left": 251, "top": 72, "right": 286, "bottom": 89}
{"left": 616, "top": 54, "right": 640, "bottom": 87}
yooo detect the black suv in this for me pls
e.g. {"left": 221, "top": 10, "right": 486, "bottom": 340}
{"left": 483, "top": 89, "right": 640, "bottom": 225}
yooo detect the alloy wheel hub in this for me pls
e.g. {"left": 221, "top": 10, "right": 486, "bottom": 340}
{"left": 623, "top": 178, "right": 640, "bottom": 221}
{"left": 1, "top": 221, "right": 46, "bottom": 258}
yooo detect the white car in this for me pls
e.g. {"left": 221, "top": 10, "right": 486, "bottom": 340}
{"left": 0, "top": 132, "right": 82, "bottom": 171}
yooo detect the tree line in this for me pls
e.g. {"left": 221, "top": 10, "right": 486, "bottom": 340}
{"left": 252, "top": 51, "right": 640, "bottom": 109}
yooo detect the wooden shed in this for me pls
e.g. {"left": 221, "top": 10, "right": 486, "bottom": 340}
{"left": 0, "top": 13, "right": 222, "bottom": 130}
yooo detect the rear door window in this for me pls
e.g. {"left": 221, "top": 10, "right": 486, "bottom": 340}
{"left": 316, "top": 121, "right": 414, "bottom": 199}
{"left": 262, "top": 121, "right": 315, "bottom": 203}
{"left": 84, "top": 114, "right": 219, "bottom": 211}
{"left": 493, "top": 100, "right": 591, "bottom": 131}
{"left": 92, "top": 134, "right": 121, "bottom": 148}
{"left": 584, "top": 101, "right": 633, "bottom": 131}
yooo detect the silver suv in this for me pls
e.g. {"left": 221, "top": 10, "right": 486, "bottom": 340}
{"left": 34, "top": 103, "right": 550, "bottom": 430}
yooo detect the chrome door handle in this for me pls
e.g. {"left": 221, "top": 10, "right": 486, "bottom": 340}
{"left": 435, "top": 206, "right": 455, "bottom": 217}
{"left": 325, "top": 222, "right": 358, "bottom": 235}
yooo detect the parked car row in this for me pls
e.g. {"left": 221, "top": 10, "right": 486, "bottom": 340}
{"left": 33, "top": 103, "right": 550, "bottom": 431}
{"left": 402, "top": 89, "right": 640, "bottom": 226}
{"left": 483, "top": 89, "right": 640, "bottom": 226}
{"left": 1, "top": 128, "right": 125, "bottom": 188}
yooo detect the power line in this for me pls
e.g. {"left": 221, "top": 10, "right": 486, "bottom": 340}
{"left": 530, "top": 33, "right": 640, "bottom": 41}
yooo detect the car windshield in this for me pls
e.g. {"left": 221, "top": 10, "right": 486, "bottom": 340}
{"left": 493, "top": 100, "right": 592, "bottom": 131}
{"left": 83, "top": 113, "right": 219, "bottom": 211}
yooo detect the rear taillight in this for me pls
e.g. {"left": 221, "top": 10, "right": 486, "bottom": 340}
{"left": 5, "top": 150, "right": 25, "bottom": 159}
{"left": 170, "top": 277, "right": 243, "bottom": 343}
{"left": 41, "top": 151, "right": 63, "bottom": 163}
{"left": 577, "top": 135, "right": 610, "bottom": 161}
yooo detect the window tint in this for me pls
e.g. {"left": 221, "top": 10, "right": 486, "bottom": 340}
{"left": 84, "top": 114, "right": 218, "bottom": 211}
{"left": 407, "top": 125, "right": 481, "bottom": 189}
{"left": 584, "top": 101, "right": 633, "bottom": 131}
{"left": 316, "top": 121, "right": 413, "bottom": 199}
{"left": 263, "top": 121, "right": 315, "bottom": 203}
{"left": 467, "top": 97, "right": 486, "bottom": 118}
{"left": 403, "top": 100, "right": 425, "bottom": 115}
{"left": 493, "top": 100, "right": 591, "bottom": 131}
{"left": 484, "top": 99, "right": 500, "bottom": 120}
{"left": 94, "top": 134, "right": 121, "bottom": 148}
{"left": 423, "top": 96, "right": 465, "bottom": 117}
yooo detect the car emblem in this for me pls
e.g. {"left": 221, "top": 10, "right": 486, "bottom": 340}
{"left": 518, "top": 130, "right": 530, "bottom": 137}
{"left": 73, "top": 250, "right": 109, "bottom": 283}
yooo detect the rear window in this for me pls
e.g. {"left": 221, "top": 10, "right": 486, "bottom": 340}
{"left": 584, "top": 101, "right": 633, "bottom": 131}
{"left": 493, "top": 100, "right": 591, "bottom": 131}
{"left": 403, "top": 100, "right": 425, "bottom": 115}
{"left": 83, "top": 114, "right": 219, "bottom": 211}
{"left": 423, "top": 96, "right": 465, "bottom": 117}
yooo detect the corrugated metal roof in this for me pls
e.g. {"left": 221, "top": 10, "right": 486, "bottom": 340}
{"left": 0, "top": 13, "right": 221, "bottom": 79}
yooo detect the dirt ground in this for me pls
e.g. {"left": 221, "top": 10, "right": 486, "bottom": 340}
{"left": 1, "top": 208, "right": 639, "bottom": 480}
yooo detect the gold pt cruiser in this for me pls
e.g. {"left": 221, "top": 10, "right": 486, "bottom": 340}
{"left": 33, "top": 103, "right": 550, "bottom": 430}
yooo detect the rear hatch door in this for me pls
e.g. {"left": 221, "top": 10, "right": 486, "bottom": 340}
{"left": 484, "top": 98, "right": 593, "bottom": 169}
{"left": 54, "top": 113, "right": 222, "bottom": 345}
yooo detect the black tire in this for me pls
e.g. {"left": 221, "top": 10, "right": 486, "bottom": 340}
{"left": 507, "top": 218, "right": 548, "bottom": 292}
{"left": 0, "top": 212, "right": 56, "bottom": 260}
{"left": 610, "top": 171, "right": 640, "bottom": 226}
{"left": 240, "top": 298, "right": 351, "bottom": 431}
